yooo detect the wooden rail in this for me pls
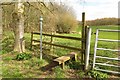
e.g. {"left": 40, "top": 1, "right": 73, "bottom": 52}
{"left": 32, "top": 39, "right": 83, "bottom": 51}
{"left": 32, "top": 32, "right": 84, "bottom": 41}
{"left": 31, "top": 32, "right": 84, "bottom": 51}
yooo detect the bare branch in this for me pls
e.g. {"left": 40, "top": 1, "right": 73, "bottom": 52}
{"left": 26, "top": 2, "right": 43, "bottom": 15}
{"left": 23, "top": 2, "right": 31, "bottom": 21}
{"left": 38, "top": 2, "right": 54, "bottom": 15}
{"left": 0, "top": 3, "right": 13, "bottom": 5}
{"left": 50, "top": 2, "right": 54, "bottom": 6}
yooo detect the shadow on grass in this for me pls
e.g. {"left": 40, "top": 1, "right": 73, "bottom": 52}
{"left": 40, "top": 61, "right": 59, "bottom": 72}
{"left": 67, "top": 61, "right": 84, "bottom": 70}
{"left": 39, "top": 51, "right": 60, "bottom": 71}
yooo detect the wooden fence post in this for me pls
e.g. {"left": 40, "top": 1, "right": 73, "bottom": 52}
{"left": 50, "top": 31, "right": 54, "bottom": 53}
{"left": 81, "top": 12, "right": 86, "bottom": 63}
{"left": 30, "top": 32, "right": 33, "bottom": 50}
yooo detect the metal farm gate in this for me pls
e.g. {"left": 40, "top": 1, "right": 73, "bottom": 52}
{"left": 93, "top": 29, "right": 120, "bottom": 74}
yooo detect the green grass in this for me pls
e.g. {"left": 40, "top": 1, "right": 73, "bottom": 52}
{"left": 1, "top": 25, "right": 119, "bottom": 78}
{"left": 54, "top": 66, "right": 65, "bottom": 78}
{"left": 87, "top": 69, "right": 109, "bottom": 78}
{"left": 2, "top": 67, "right": 23, "bottom": 78}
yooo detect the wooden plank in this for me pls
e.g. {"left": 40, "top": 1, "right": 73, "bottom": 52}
{"left": 54, "top": 52, "right": 78, "bottom": 69}
{"left": 54, "top": 56, "right": 70, "bottom": 64}
{"left": 69, "top": 52, "right": 77, "bottom": 55}
{"left": 66, "top": 52, "right": 78, "bottom": 61}
{"left": 54, "top": 56, "right": 70, "bottom": 69}
{"left": 32, "top": 32, "right": 83, "bottom": 41}
{"left": 32, "top": 43, "right": 40, "bottom": 45}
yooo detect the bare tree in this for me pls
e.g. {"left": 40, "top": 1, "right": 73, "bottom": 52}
{"left": 2, "top": 1, "right": 77, "bottom": 53}
{"left": 12, "top": 1, "right": 54, "bottom": 53}
{"left": 12, "top": 1, "right": 25, "bottom": 53}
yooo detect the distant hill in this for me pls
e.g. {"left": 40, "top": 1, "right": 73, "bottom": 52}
{"left": 78, "top": 18, "right": 119, "bottom": 26}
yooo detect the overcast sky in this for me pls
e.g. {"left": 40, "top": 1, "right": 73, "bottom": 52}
{"left": 62, "top": 0, "right": 119, "bottom": 21}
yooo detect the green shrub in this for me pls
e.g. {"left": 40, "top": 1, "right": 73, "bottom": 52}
{"left": 16, "top": 53, "right": 32, "bottom": 60}
{"left": 87, "top": 70, "right": 109, "bottom": 78}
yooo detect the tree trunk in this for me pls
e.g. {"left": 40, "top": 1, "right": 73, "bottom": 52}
{"left": 13, "top": 1, "right": 25, "bottom": 53}
{"left": 0, "top": 5, "right": 2, "bottom": 51}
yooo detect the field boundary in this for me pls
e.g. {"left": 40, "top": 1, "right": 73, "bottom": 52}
{"left": 31, "top": 32, "right": 84, "bottom": 51}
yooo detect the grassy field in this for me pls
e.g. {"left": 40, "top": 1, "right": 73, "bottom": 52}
{"left": 1, "top": 25, "right": 119, "bottom": 78}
